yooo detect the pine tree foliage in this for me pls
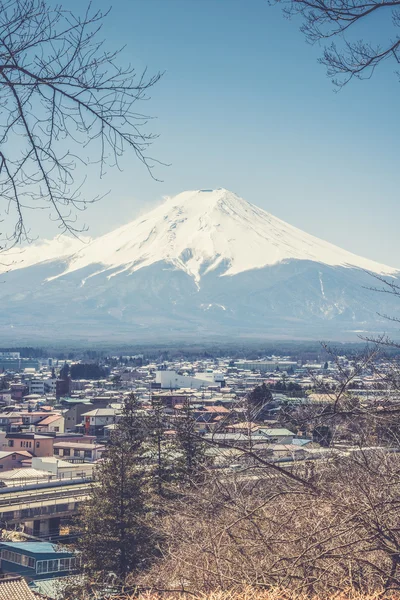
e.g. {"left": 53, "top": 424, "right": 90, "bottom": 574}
{"left": 247, "top": 383, "right": 273, "bottom": 410}
{"left": 173, "top": 400, "right": 207, "bottom": 483}
{"left": 147, "top": 396, "right": 176, "bottom": 497}
{"left": 77, "top": 393, "right": 156, "bottom": 580}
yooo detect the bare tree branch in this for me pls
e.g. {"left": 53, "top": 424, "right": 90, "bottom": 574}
{"left": 274, "top": 0, "right": 400, "bottom": 86}
{"left": 0, "top": 0, "right": 163, "bottom": 248}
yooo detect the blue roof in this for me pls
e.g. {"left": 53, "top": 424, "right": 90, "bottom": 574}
{"left": 0, "top": 542, "right": 72, "bottom": 555}
{"left": 292, "top": 438, "right": 312, "bottom": 446}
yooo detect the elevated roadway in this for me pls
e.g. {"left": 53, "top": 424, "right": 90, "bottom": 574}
{"left": 0, "top": 478, "right": 93, "bottom": 538}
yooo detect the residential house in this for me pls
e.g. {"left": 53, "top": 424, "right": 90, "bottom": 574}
{"left": 17, "top": 411, "right": 54, "bottom": 428}
{"left": 5, "top": 433, "right": 54, "bottom": 457}
{"left": 253, "top": 428, "right": 295, "bottom": 444}
{"left": 80, "top": 408, "right": 121, "bottom": 436}
{"left": 0, "top": 412, "right": 24, "bottom": 432}
{"left": 0, "top": 450, "right": 33, "bottom": 471}
{"left": 171, "top": 404, "right": 210, "bottom": 433}
{"left": 35, "top": 414, "right": 65, "bottom": 434}
{"left": 210, "top": 397, "right": 239, "bottom": 410}
{"left": 203, "top": 405, "right": 230, "bottom": 418}
{"left": 53, "top": 441, "right": 105, "bottom": 462}
{"left": 87, "top": 395, "right": 117, "bottom": 408}
{"left": 21, "top": 395, "right": 45, "bottom": 407}
{"left": 60, "top": 398, "right": 93, "bottom": 432}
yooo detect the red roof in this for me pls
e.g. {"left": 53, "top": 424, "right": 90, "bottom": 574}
{"left": 37, "top": 414, "right": 62, "bottom": 426}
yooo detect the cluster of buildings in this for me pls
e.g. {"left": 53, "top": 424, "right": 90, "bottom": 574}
{"left": 0, "top": 352, "right": 362, "bottom": 481}
{"left": 0, "top": 350, "right": 389, "bottom": 597}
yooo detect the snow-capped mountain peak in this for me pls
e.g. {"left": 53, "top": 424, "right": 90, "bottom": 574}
{"left": 2, "top": 188, "right": 396, "bottom": 281}
{"left": 0, "top": 188, "right": 398, "bottom": 342}
{"left": 53, "top": 188, "right": 396, "bottom": 282}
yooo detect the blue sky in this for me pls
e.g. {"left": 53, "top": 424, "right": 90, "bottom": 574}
{"left": 32, "top": 0, "right": 400, "bottom": 266}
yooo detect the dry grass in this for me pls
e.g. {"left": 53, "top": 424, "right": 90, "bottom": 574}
{"left": 122, "top": 589, "right": 400, "bottom": 600}
{"left": 59, "top": 579, "right": 400, "bottom": 599}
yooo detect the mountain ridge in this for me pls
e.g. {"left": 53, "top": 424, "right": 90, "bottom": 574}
{"left": 0, "top": 188, "right": 398, "bottom": 342}
{"left": 3, "top": 188, "right": 396, "bottom": 281}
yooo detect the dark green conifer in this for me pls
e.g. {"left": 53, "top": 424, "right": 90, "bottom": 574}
{"left": 77, "top": 393, "right": 154, "bottom": 580}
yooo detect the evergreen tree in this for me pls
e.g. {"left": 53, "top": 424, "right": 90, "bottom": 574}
{"left": 313, "top": 425, "right": 333, "bottom": 447}
{"left": 247, "top": 383, "right": 273, "bottom": 412}
{"left": 174, "top": 400, "right": 207, "bottom": 482}
{"left": 77, "top": 393, "right": 155, "bottom": 580}
{"left": 70, "top": 363, "right": 107, "bottom": 380}
{"left": 286, "top": 381, "right": 303, "bottom": 393}
{"left": 111, "top": 373, "right": 122, "bottom": 390}
{"left": 59, "top": 362, "right": 70, "bottom": 380}
{"left": 147, "top": 396, "right": 176, "bottom": 497}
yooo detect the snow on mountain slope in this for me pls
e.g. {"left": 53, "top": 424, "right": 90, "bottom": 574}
{"left": 51, "top": 188, "right": 396, "bottom": 282}
{"left": 0, "top": 188, "right": 398, "bottom": 342}
{"left": 0, "top": 235, "right": 91, "bottom": 274}
{"left": 2, "top": 188, "right": 396, "bottom": 281}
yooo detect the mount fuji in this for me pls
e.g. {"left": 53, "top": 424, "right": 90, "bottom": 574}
{"left": 0, "top": 188, "right": 398, "bottom": 343}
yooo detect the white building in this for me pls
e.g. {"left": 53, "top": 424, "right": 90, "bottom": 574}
{"left": 28, "top": 378, "right": 46, "bottom": 395}
{"left": 156, "top": 370, "right": 224, "bottom": 390}
{"left": 27, "top": 377, "right": 57, "bottom": 395}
